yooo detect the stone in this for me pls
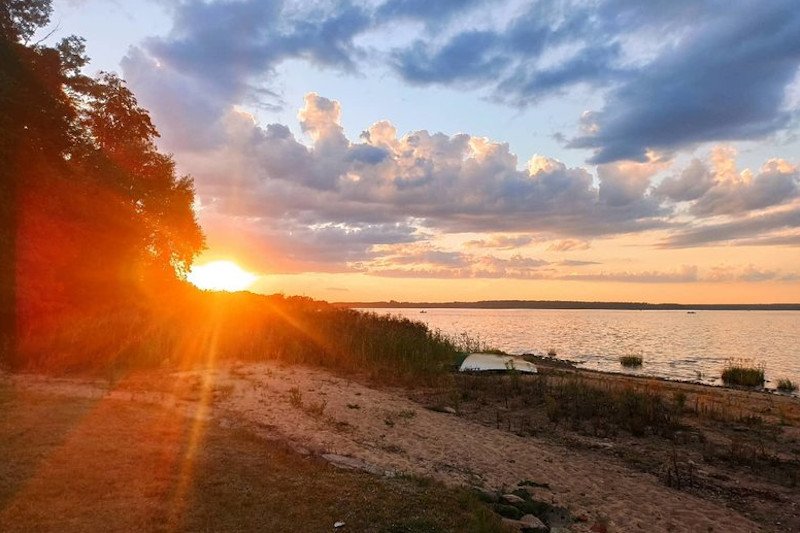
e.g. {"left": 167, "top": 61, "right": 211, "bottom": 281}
{"left": 520, "top": 514, "right": 548, "bottom": 532}
{"left": 495, "top": 504, "right": 523, "bottom": 520}
{"left": 501, "top": 518, "right": 526, "bottom": 531}
{"left": 334, "top": 521, "right": 345, "bottom": 528}
{"left": 502, "top": 493, "right": 526, "bottom": 505}
{"left": 443, "top": 406, "right": 457, "bottom": 414}
{"left": 472, "top": 487, "right": 500, "bottom": 503}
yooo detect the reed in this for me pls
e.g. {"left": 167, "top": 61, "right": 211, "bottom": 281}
{"left": 619, "top": 354, "right": 644, "bottom": 367}
{"left": 16, "top": 290, "right": 462, "bottom": 386}
{"left": 721, "top": 359, "right": 765, "bottom": 387}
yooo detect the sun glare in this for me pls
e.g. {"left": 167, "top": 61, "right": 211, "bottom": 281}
{"left": 187, "top": 260, "right": 258, "bottom": 292}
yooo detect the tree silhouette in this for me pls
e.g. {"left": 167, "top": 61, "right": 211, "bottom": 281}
{"left": 1, "top": 0, "right": 205, "bottom": 368}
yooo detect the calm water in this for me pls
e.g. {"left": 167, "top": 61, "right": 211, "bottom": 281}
{"left": 364, "top": 308, "right": 800, "bottom": 389}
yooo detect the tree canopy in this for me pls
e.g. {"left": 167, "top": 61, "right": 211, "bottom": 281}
{"left": 1, "top": 0, "right": 205, "bottom": 368}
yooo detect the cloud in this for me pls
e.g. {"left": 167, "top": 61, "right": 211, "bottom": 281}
{"left": 654, "top": 158, "right": 715, "bottom": 202}
{"left": 464, "top": 234, "right": 535, "bottom": 249}
{"left": 547, "top": 239, "right": 591, "bottom": 252}
{"left": 385, "top": 1, "right": 800, "bottom": 161}
{"left": 125, "top": 0, "right": 800, "bottom": 165}
{"left": 654, "top": 147, "right": 800, "bottom": 216}
{"left": 365, "top": 245, "right": 552, "bottom": 279}
{"left": 569, "top": 1, "right": 800, "bottom": 162}
{"left": 660, "top": 207, "right": 800, "bottom": 248}
{"left": 558, "top": 260, "right": 602, "bottom": 267}
{"left": 560, "top": 265, "right": 700, "bottom": 284}
{"left": 560, "top": 265, "right": 800, "bottom": 283}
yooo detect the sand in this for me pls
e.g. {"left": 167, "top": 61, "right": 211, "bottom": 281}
{"left": 6, "top": 363, "right": 765, "bottom": 532}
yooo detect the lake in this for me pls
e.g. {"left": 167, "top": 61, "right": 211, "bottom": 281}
{"left": 362, "top": 308, "right": 800, "bottom": 389}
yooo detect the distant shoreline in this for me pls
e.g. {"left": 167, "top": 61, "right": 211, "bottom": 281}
{"left": 336, "top": 300, "right": 800, "bottom": 311}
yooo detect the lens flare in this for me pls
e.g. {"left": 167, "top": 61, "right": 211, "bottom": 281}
{"left": 187, "top": 261, "right": 257, "bottom": 292}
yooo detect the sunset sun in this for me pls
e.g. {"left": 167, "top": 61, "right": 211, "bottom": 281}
{"left": 187, "top": 260, "right": 257, "bottom": 292}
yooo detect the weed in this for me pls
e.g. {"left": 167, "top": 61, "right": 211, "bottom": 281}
{"left": 303, "top": 399, "right": 327, "bottom": 418}
{"left": 288, "top": 387, "right": 303, "bottom": 408}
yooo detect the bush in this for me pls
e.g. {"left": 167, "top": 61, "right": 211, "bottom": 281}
{"left": 721, "top": 360, "right": 765, "bottom": 387}
{"left": 619, "top": 354, "right": 643, "bottom": 367}
{"left": 776, "top": 379, "right": 798, "bottom": 393}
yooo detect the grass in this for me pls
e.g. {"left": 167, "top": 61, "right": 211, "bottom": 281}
{"left": 619, "top": 354, "right": 644, "bottom": 367}
{"left": 15, "top": 290, "right": 463, "bottom": 386}
{"left": 452, "top": 372, "right": 679, "bottom": 437}
{"left": 777, "top": 379, "right": 798, "bottom": 393}
{"left": 0, "top": 384, "right": 506, "bottom": 532}
{"left": 721, "top": 359, "right": 765, "bottom": 387}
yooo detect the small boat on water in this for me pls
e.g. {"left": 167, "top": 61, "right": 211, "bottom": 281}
{"left": 687, "top": 311, "right": 696, "bottom": 314}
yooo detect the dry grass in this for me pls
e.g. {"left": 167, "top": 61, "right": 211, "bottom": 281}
{"left": 0, "top": 383, "right": 505, "bottom": 532}
{"left": 416, "top": 367, "right": 800, "bottom": 530}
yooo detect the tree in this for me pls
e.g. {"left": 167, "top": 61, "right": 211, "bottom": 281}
{"left": 1, "top": 0, "right": 205, "bottom": 369}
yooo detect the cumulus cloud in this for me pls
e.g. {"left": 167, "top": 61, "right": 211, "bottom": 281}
{"left": 122, "top": 0, "right": 800, "bottom": 166}
{"left": 116, "top": 0, "right": 800, "bottom": 280}
{"left": 653, "top": 147, "right": 800, "bottom": 216}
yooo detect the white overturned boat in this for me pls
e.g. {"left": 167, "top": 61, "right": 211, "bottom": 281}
{"left": 458, "top": 353, "right": 537, "bottom": 374}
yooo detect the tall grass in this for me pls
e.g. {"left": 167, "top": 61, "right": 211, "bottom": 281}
{"left": 721, "top": 359, "right": 765, "bottom": 387}
{"left": 16, "top": 289, "right": 461, "bottom": 385}
{"left": 619, "top": 354, "right": 644, "bottom": 367}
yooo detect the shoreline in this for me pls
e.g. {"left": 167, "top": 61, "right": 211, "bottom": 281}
{"left": 522, "top": 353, "right": 800, "bottom": 398}
{"left": 340, "top": 302, "right": 800, "bottom": 311}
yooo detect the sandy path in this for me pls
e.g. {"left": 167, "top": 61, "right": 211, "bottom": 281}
{"left": 7, "top": 364, "right": 762, "bottom": 532}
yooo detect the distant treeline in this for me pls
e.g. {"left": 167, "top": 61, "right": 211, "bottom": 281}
{"left": 337, "top": 300, "right": 800, "bottom": 311}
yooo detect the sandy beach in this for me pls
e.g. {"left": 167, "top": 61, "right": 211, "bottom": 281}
{"left": 6, "top": 361, "right": 798, "bottom": 532}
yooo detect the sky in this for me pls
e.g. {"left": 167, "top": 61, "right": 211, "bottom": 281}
{"left": 47, "top": 0, "right": 800, "bottom": 303}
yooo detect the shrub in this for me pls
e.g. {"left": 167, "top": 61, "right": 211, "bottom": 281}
{"left": 776, "top": 379, "right": 798, "bottom": 393}
{"left": 619, "top": 354, "right": 644, "bottom": 367}
{"left": 721, "top": 360, "right": 765, "bottom": 387}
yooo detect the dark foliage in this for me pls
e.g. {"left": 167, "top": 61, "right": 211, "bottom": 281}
{"left": 1, "top": 1, "right": 204, "bottom": 368}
